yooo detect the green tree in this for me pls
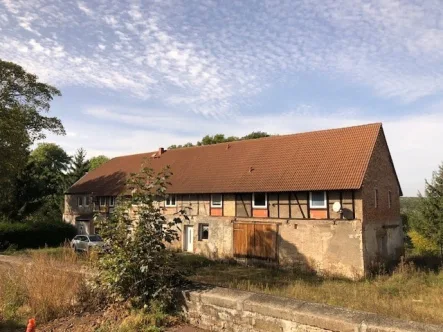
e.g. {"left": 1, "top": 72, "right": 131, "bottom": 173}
{"left": 89, "top": 155, "right": 110, "bottom": 171}
{"left": 414, "top": 163, "right": 443, "bottom": 259}
{"left": 96, "top": 164, "right": 185, "bottom": 308}
{"left": 69, "top": 148, "right": 89, "bottom": 185}
{"left": 0, "top": 59, "right": 64, "bottom": 217}
{"left": 241, "top": 131, "right": 270, "bottom": 140}
{"left": 14, "top": 143, "right": 71, "bottom": 220}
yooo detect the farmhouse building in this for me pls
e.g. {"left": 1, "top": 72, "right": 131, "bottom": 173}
{"left": 64, "top": 123, "right": 403, "bottom": 278}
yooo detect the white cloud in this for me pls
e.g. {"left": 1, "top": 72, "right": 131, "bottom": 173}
{"left": 1, "top": 0, "right": 443, "bottom": 115}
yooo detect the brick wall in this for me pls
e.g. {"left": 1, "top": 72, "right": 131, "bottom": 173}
{"left": 361, "top": 128, "right": 404, "bottom": 267}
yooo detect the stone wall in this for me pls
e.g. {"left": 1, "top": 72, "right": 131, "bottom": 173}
{"left": 181, "top": 286, "right": 441, "bottom": 332}
{"left": 169, "top": 215, "right": 365, "bottom": 278}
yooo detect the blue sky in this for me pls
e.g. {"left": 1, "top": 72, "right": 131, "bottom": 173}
{"left": 1, "top": 0, "right": 443, "bottom": 196}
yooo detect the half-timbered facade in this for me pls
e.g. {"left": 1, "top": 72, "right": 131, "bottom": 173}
{"left": 64, "top": 123, "right": 403, "bottom": 278}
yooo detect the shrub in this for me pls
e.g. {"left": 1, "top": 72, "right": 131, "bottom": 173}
{"left": 96, "top": 165, "right": 186, "bottom": 310}
{"left": 408, "top": 230, "right": 439, "bottom": 255}
{"left": 0, "top": 221, "right": 76, "bottom": 250}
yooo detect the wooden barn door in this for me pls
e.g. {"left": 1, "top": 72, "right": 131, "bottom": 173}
{"left": 233, "top": 222, "right": 278, "bottom": 260}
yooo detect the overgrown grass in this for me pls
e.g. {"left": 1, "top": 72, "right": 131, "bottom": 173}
{"left": 178, "top": 253, "right": 443, "bottom": 325}
{"left": 0, "top": 247, "right": 85, "bottom": 326}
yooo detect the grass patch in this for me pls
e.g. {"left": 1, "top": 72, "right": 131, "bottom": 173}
{"left": 180, "top": 254, "right": 443, "bottom": 325}
{"left": 0, "top": 247, "right": 86, "bottom": 326}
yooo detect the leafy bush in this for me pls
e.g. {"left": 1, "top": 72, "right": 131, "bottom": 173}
{"left": 96, "top": 165, "right": 186, "bottom": 310}
{"left": 408, "top": 230, "right": 439, "bottom": 255}
{"left": 0, "top": 221, "right": 76, "bottom": 250}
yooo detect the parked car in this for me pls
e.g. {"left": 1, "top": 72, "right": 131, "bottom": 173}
{"left": 71, "top": 234, "right": 106, "bottom": 252}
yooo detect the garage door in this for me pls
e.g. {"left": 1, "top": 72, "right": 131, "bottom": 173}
{"left": 233, "top": 222, "right": 278, "bottom": 260}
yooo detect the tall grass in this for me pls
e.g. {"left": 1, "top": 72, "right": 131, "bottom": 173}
{"left": 186, "top": 257, "right": 443, "bottom": 324}
{"left": 0, "top": 247, "right": 85, "bottom": 324}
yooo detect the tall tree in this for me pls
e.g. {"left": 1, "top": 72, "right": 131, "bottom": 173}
{"left": 14, "top": 143, "right": 71, "bottom": 220}
{"left": 0, "top": 59, "right": 64, "bottom": 216}
{"left": 415, "top": 163, "right": 443, "bottom": 259}
{"left": 241, "top": 131, "right": 270, "bottom": 140}
{"left": 69, "top": 148, "right": 89, "bottom": 185}
{"left": 89, "top": 155, "right": 110, "bottom": 171}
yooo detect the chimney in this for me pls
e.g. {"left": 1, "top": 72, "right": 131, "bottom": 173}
{"left": 158, "top": 147, "right": 165, "bottom": 155}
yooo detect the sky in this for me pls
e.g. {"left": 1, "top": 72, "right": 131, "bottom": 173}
{"left": 1, "top": 0, "right": 443, "bottom": 196}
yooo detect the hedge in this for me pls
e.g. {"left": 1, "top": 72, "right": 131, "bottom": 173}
{"left": 0, "top": 221, "right": 77, "bottom": 250}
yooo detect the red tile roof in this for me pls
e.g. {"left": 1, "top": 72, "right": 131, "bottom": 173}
{"left": 67, "top": 123, "right": 387, "bottom": 195}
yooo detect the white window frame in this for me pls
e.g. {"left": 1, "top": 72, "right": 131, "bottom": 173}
{"left": 252, "top": 193, "right": 267, "bottom": 209}
{"left": 210, "top": 194, "right": 223, "bottom": 208}
{"left": 109, "top": 196, "right": 115, "bottom": 207}
{"left": 84, "top": 196, "right": 89, "bottom": 207}
{"left": 165, "top": 194, "right": 176, "bottom": 207}
{"left": 309, "top": 191, "right": 327, "bottom": 209}
{"left": 99, "top": 196, "right": 107, "bottom": 207}
{"left": 77, "top": 196, "right": 83, "bottom": 207}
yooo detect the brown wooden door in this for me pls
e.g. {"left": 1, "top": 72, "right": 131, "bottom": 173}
{"left": 233, "top": 222, "right": 277, "bottom": 260}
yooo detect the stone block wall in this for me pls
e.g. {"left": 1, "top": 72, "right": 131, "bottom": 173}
{"left": 180, "top": 286, "right": 441, "bottom": 332}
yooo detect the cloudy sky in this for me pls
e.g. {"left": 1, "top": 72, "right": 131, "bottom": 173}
{"left": 1, "top": 0, "right": 443, "bottom": 196}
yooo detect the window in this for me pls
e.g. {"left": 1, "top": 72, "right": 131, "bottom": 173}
{"left": 252, "top": 193, "right": 267, "bottom": 208}
{"left": 211, "top": 194, "right": 223, "bottom": 208}
{"left": 109, "top": 196, "right": 115, "bottom": 207}
{"left": 99, "top": 196, "right": 107, "bottom": 207}
{"left": 165, "top": 195, "right": 176, "bottom": 207}
{"left": 388, "top": 190, "right": 392, "bottom": 209}
{"left": 374, "top": 189, "right": 379, "bottom": 209}
{"left": 77, "top": 196, "right": 83, "bottom": 207}
{"left": 199, "top": 223, "right": 209, "bottom": 240}
{"left": 309, "top": 191, "right": 327, "bottom": 208}
{"left": 84, "top": 196, "right": 89, "bottom": 207}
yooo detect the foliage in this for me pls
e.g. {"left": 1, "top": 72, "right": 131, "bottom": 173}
{"left": 95, "top": 164, "right": 186, "bottom": 309}
{"left": 0, "top": 221, "right": 76, "bottom": 250}
{"left": 13, "top": 143, "right": 71, "bottom": 220}
{"left": 408, "top": 230, "right": 439, "bottom": 255}
{"left": 69, "top": 148, "right": 90, "bottom": 185}
{"left": 168, "top": 131, "right": 270, "bottom": 149}
{"left": 0, "top": 59, "right": 64, "bottom": 218}
{"left": 413, "top": 163, "right": 443, "bottom": 258}
{"left": 89, "top": 155, "right": 110, "bottom": 171}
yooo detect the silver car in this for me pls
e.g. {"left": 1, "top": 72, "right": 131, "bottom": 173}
{"left": 71, "top": 234, "right": 105, "bottom": 252}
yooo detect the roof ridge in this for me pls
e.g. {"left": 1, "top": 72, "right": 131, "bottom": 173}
{"left": 112, "top": 122, "right": 382, "bottom": 157}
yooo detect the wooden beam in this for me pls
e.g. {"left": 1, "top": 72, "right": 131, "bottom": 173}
{"left": 293, "top": 192, "right": 306, "bottom": 219}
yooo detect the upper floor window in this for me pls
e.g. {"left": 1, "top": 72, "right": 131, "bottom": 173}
{"left": 84, "top": 196, "right": 89, "bottom": 207}
{"left": 77, "top": 196, "right": 83, "bottom": 207}
{"left": 211, "top": 194, "right": 223, "bottom": 208}
{"left": 109, "top": 196, "right": 115, "bottom": 207}
{"left": 374, "top": 189, "right": 379, "bottom": 209}
{"left": 165, "top": 194, "right": 176, "bottom": 207}
{"left": 388, "top": 190, "right": 392, "bottom": 209}
{"left": 252, "top": 193, "right": 267, "bottom": 208}
{"left": 99, "top": 196, "right": 107, "bottom": 207}
{"left": 310, "top": 191, "right": 327, "bottom": 208}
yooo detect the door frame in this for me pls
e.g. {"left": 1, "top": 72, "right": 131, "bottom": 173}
{"left": 184, "top": 225, "right": 194, "bottom": 253}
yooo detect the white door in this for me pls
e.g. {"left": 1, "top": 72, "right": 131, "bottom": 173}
{"left": 184, "top": 226, "right": 194, "bottom": 253}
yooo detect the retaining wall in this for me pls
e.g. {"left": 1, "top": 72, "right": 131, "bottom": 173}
{"left": 180, "top": 286, "right": 441, "bottom": 332}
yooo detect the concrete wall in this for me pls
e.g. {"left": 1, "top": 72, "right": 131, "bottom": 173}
{"left": 278, "top": 219, "right": 364, "bottom": 278}
{"left": 168, "top": 215, "right": 364, "bottom": 278}
{"left": 181, "top": 286, "right": 442, "bottom": 332}
{"left": 361, "top": 129, "right": 404, "bottom": 269}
